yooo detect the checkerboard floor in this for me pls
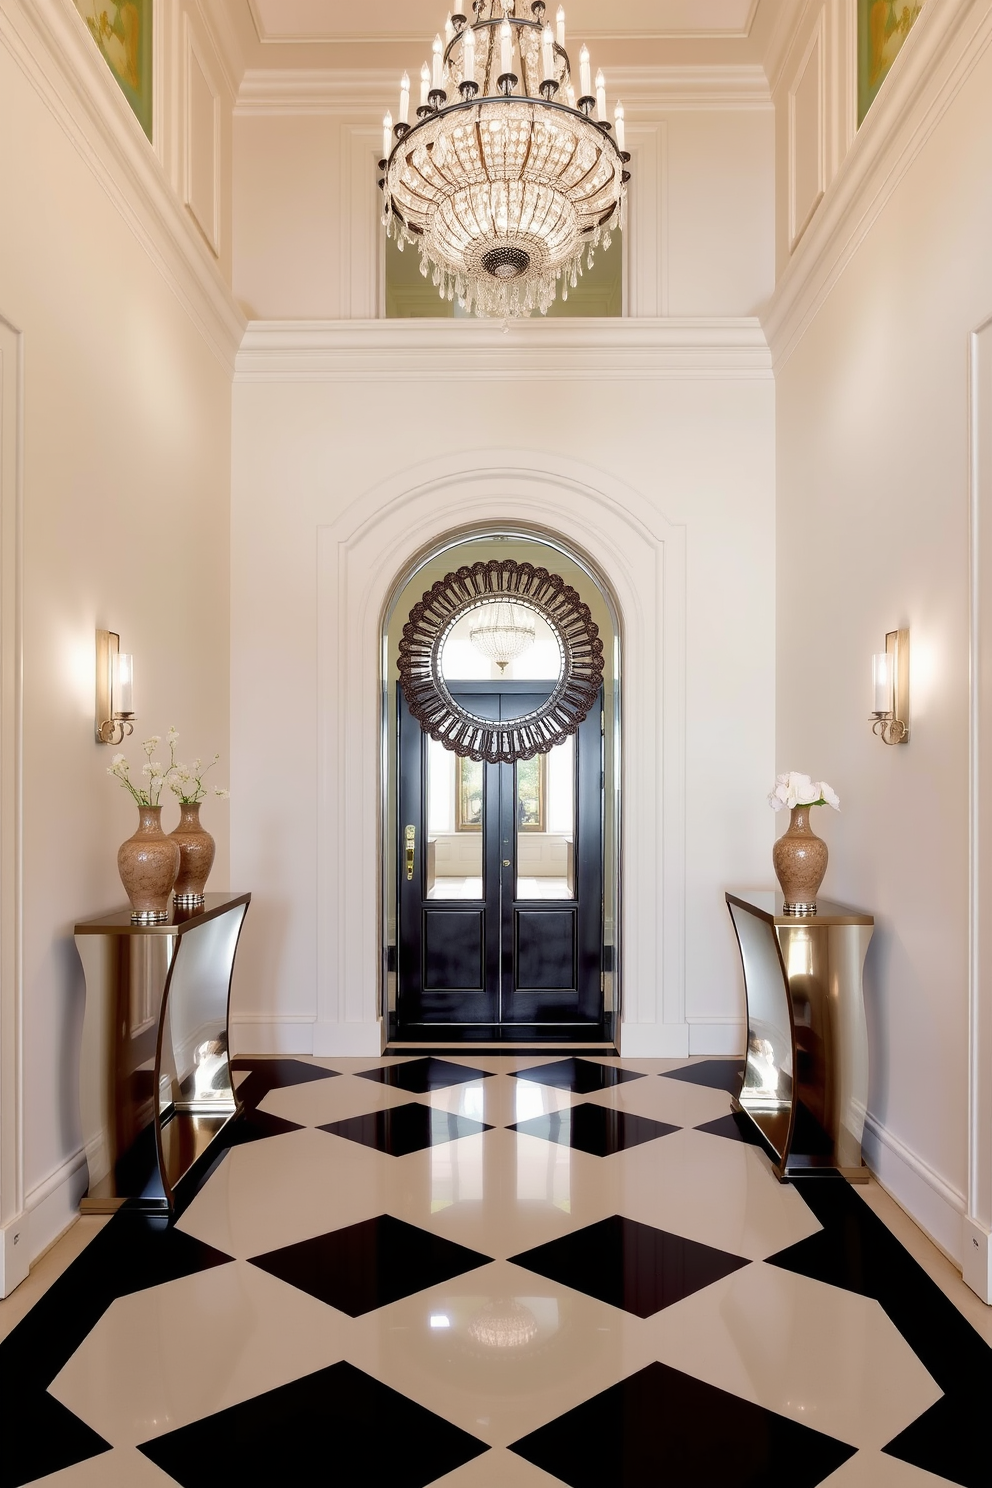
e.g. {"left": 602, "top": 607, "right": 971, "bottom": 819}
{"left": 2, "top": 1053, "right": 989, "bottom": 1487}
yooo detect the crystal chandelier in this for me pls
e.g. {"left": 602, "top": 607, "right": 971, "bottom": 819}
{"left": 378, "top": 1, "right": 630, "bottom": 318}
{"left": 469, "top": 601, "right": 537, "bottom": 672}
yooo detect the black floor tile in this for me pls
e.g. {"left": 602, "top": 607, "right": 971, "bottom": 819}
{"left": 510, "top": 1215, "right": 749, "bottom": 1318}
{"left": 773, "top": 1176, "right": 992, "bottom": 1488}
{"left": 230, "top": 1058, "right": 339, "bottom": 1112}
{"left": 659, "top": 1059, "right": 745, "bottom": 1095}
{"left": 227, "top": 1107, "right": 304, "bottom": 1144}
{"left": 694, "top": 1111, "right": 764, "bottom": 1145}
{"left": 510, "top": 1103, "right": 677, "bottom": 1156}
{"left": 510, "top": 1058, "right": 645, "bottom": 1094}
{"left": 0, "top": 1389, "right": 111, "bottom": 1488}
{"left": 249, "top": 1213, "right": 492, "bottom": 1317}
{"left": 319, "top": 1102, "right": 491, "bottom": 1156}
{"left": 139, "top": 1360, "right": 488, "bottom": 1487}
{"left": 509, "top": 1360, "right": 856, "bottom": 1487}
{"left": 0, "top": 1211, "right": 231, "bottom": 1487}
{"left": 356, "top": 1057, "right": 495, "bottom": 1094}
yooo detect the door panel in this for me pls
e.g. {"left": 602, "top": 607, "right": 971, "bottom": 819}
{"left": 397, "top": 682, "right": 602, "bottom": 1035}
{"left": 423, "top": 911, "right": 486, "bottom": 991}
{"left": 515, "top": 911, "right": 577, "bottom": 990}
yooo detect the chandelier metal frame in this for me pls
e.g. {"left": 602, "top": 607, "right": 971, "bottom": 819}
{"left": 378, "top": 0, "right": 631, "bottom": 319}
{"left": 397, "top": 560, "right": 604, "bottom": 762}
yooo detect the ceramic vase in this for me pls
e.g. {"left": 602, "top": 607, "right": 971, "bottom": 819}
{"left": 118, "top": 805, "right": 180, "bottom": 922}
{"left": 772, "top": 805, "right": 828, "bottom": 914}
{"left": 169, "top": 801, "right": 215, "bottom": 908}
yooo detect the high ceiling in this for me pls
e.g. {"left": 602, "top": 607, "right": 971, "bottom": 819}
{"left": 218, "top": 0, "right": 790, "bottom": 76}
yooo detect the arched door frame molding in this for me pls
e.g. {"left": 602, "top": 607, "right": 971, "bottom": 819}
{"left": 315, "top": 450, "right": 686, "bottom": 1057}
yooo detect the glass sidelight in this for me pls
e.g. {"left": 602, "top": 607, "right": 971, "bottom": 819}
{"left": 426, "top": 735, "right": 483, "bottom": 899}
{"left": 516, "top": 735, "right": 575, "bottom": 901}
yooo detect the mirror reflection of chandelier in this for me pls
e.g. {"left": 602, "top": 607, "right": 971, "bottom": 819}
{"left": 377, "top": 0, "right": 631, "bottom": 319}
{"left": 469, "top": 601, "right": 537, "bottom": 673}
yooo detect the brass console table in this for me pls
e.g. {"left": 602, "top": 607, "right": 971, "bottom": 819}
{"left": 725, "top": 891, "right": 873, "bottom": 1180}
{"left": 75, "top": 892, "right": 250, "bottom": 1212}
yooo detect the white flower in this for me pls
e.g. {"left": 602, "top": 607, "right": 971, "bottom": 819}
{"left": 768, "top": 771, "right": 840, "bottom": 811}
{"left": 111, "top": 753, "right": 127, "bottom": 767}
{"left": 141, "top": 761, "right": 153, "bottom": 776}
{"left": 167, "top": 727, "right": 179, "bottom": 745}
{"left": 142, "top": 735, "right": 160, "bottom": 756}
{"left": 214, "top": 787, "right": 230, "bottom": 798}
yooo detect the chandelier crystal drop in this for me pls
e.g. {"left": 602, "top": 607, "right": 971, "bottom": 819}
{"left": 378, "top": 1, "right": 631, "bottom": 319}
{"left": 469, "top": 600, "right": 537, "bottom": 672}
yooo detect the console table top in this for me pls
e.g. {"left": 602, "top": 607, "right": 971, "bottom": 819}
{"left": 74, "top": 891, "right": 251, "bottom": 936}
{"left": 725, "top": 889, "right": 874, "bottom": 927}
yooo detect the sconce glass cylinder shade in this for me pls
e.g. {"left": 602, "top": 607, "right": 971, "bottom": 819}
{"left": 872, "top": 652, "right": 893, "bottom": 715}
{"left": 112, "top": 651, "right": 134, "bottom": 718}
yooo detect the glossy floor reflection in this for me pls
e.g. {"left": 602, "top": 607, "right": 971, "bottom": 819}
{"left": 2, "top": 1053, "right": 989, "bottom": 1488}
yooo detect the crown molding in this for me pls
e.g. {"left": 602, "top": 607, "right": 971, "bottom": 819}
{"left": 235, "top": 63, "right": 771, "bottom": 116}
{"left": 764, "top": 0, "right": 814, "bottom": 98}
{"left": 245, "top": 0, "right": 760, "bottom": 47}
{"left": 235, "top": 318, "right": 772, "bottom": 382}
{"left": 1, "top": 0, "right": 245, "bottom": 371}
{"left": 764, "top": 0, "right": 992, "bottom": 368}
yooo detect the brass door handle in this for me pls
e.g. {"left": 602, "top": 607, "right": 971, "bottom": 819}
{"left": 405, "top": 825, "right": 416, "bottom": 881}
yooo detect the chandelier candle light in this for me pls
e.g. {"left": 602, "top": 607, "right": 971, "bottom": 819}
{"left": 378, "top": 0, "right": 631, "bottom": 318}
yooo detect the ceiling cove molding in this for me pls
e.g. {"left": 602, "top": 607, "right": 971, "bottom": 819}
{"left": 196, "top": 0, "right": 246, "bottom": 102}
{"left": 234, "top": 318, "right": 772, "bottom": 382}
{"left": 1, "top": 0, "right": 245, "bottom": 371}
{"left": 764, "top": 0, "right": 992, "bottom": 369}
{"left": 246, "top": 0, "right": 759, "bottom": 47}
{"left": 235, "top": 64, "right": 772, "bottom": 115}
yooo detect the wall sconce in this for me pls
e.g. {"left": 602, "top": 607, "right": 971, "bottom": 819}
{"left": 95, "top": 629, "right": 135, "bottom": 745}
{"left": 870, "top": 628, "right": 909, "bottom": 745}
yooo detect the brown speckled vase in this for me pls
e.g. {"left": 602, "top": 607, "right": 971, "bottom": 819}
{"left": 169, "top": 801, "right": 215, "bottom": 908}
{"left": 118, "top": 805, "right": 180, "bottom": 923}
{"left": 772, "top": 805, "right": 828, "bottom": 914}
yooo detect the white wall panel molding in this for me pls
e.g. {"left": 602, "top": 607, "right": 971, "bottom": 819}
{"left": 688, "top": 1019, "right": 747, "bottom": 1056}
{"left": 184, "top": 11, "right": 222, "bottom": 255}
{"left": 313, "top": 456, "right": 686, "bottom": 1059}
{"left": 230, "top": 1013, "right": 315, "bottom": 1056}
{"left": 626, "top": 124, "right": 668, "bottom": 317}
{"left": 235, "top": 319, "right": 772, "bottom": 381}
{"left": 196, "top": 0, "right": 245, "bottom": 102}
{"left": 765, "top": 0, "right": 992, "bottom": 367}
{"left": 0, "top": 0, "right": 245, "bottom": 370}
{"left": 967, "top": 314, "right": 992, "bottom": 1302}
{"left": 863, "top": 1112, "right": 968, "bottom": 1267}
{"left": 765, "top": 0, "right": 813, "bottom": 95}
{"left": 235, "top": 63, "right": 771, "bottom": 115}
{"left": 340, "top": 126, "right": 382, "bottom": 321}
{"left": 787, "top": 9, "right": 825, "bottom": 251}
{"left": 0, "top": 316, "right": 25, "bottom": 1299}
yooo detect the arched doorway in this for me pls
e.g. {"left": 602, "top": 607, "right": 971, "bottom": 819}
{"left": 381, "top": 528, "right": 621, "bottom": 1047}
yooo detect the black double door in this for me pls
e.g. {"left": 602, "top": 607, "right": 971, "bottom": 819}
{"left": 397, "top": 682, "right": 603, "bottom": 1039}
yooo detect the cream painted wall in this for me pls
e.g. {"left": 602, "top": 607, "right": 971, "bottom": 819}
{"left": 229, "top": 358, "right": 775, "bottom": 1055}
{"left": 0, "top": 28, "right": 233, "bottom": 1272}
{"left": 775, "top": 31, "right": 992, "bottom": 1265}
{"left": 231, "top": 103, "right": 774, "bottom": 319}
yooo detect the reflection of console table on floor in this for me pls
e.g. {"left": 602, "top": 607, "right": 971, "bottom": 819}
{"left": 75, "top": 892, "right": 250, "bottom": 1213}
{"left": 725, "top": 891, "right": 873, "bottom": 1181}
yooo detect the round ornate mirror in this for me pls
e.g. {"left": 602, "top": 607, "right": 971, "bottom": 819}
{"left": 397, "top": 560, "right": 604, "bottom": 762}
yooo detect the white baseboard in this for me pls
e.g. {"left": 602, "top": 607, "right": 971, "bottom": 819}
{"left": 312, "top": 1019, "right": 385, "bottom": 1057}
{"left": 0, "top": 1212, "right": 30, "bottom": 1298}
{"left": 1, "top": 1145, "right": 91, "bottom": 1297}
{"left": 229, "top": 1014, "right": 315, "bottom": 1055}
{"left": 688, "top": 1021, "right": 746, "bottom": 1056}
{"left": 862, "top": 1112, "right": 966, "bottom": 1267}
{"left": 962, "top": 1217, "right": 992, "bottom": 1304}
{"left": 618, "top": 1022, "right": 690, "bottom": 1059}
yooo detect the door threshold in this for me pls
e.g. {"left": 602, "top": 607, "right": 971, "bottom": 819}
{"left": 386, "top": 1041, "right": 618, "bottom": 1055}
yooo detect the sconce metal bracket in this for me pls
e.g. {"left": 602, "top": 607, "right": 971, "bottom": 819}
{"left": 870, "top": 628, "right": 910, "bottom": 745}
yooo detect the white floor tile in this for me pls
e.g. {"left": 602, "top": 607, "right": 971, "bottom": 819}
{"left": 644, "top": 1261, "right": 943, "bottom": 1450}
{"left": 614, "top": 1125, "right": 823, "bottom": 1259}
{"left": 49, "top": 1261, "right": 353, "bottom": 1448}
{"left": 346, "top": 1259, "right": 656, "bottom": 1449}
